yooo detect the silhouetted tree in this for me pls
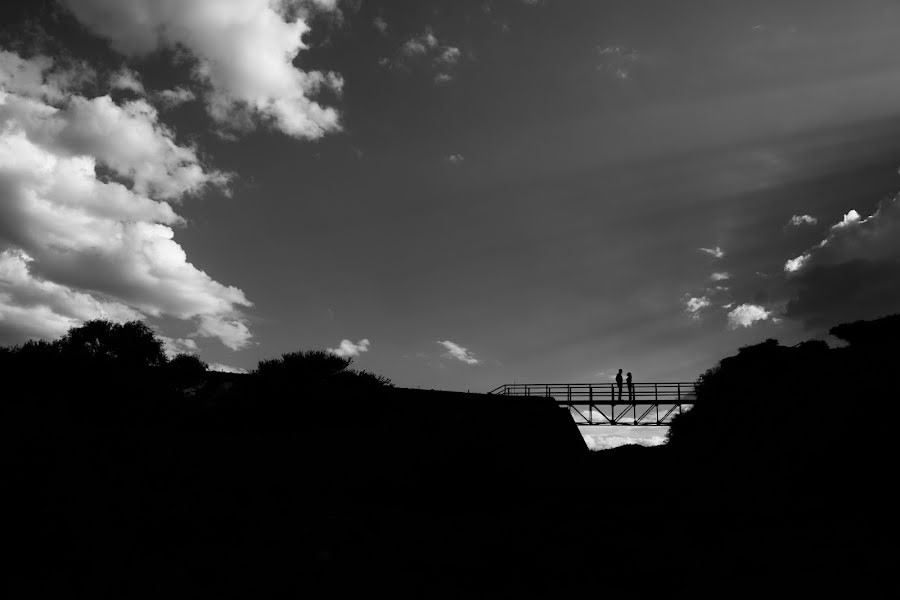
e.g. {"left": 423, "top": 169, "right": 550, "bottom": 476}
{"left": 58, "top": 319, "right": 167, "bottom": 369}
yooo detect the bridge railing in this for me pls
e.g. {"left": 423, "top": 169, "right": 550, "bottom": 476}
{"left": 488, "top": 382, "right": 697, "bottom": 403}
{"left": 487, "top": 382, "right": 698, "bottom": 426}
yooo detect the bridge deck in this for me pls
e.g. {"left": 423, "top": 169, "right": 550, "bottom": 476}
{"left": 488, "top": 382, "right": 696, "bottom": 426}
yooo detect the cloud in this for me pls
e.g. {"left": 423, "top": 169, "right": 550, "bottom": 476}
{"left": 784, "top": 253, "right": 810, "bottom": 273}
{"left": 60, "top": 0, "right": 343, "bottom": 139}
{"left": 160, "top": 335, "right": 198, "bottom": 358}
{"left": 154, "top": 87, "right": 196, "bottom": 109}
{"left": 392, "top": 28, "right": 463, "bottom": 82}
{"left": 831, "top": 209, "right": 862, "bottom": 230}
{"left": 685, "top": 296, "right": 711, "bottom": 318}
{"left": 438, "top": 340, "right": 480, "bottom": 365}
{"left": 436, "top": 47, "right": 461, "bottom": 66}
{"left": 0, "top": 249, "right": 142, "bottom": 344}
{"left": 108, "top": 67, "right": 144, "bottom": 94}
{"left": 789, "top": 214, "right": 817, "bottom": 226}
{"left": 445, "top": 153, "right": 464, "bottom": 163}
{"left": 727, "top": 304, "right": 771, "bottom": 329}
{"left": 0, "top": 50, "right": 95, "bottom": 104}
{"left": 0, "top": 51, "right": 252, "bottom": 349}
{"left": 699, "top": 246, "right": 725, "bottom": 259}
{"left": 373, "top": 16, "right": 388, "bottom": 34}
{"left": 582, "top": 430, "right": 667, "bottom": 451}
{"left": 401, "top": 29, "right": 439, "bottom": 56}
{"left": 783, "top": 195, "right": 900, "bottom": 328}
{"left": 595, "top": 45, "right": 641, "bottom": 80}
{"left": 328, "top": 338, "right": 370, "bottom": 358}
{"left": 710, "top": 272, "right": 730, "bottom": 281}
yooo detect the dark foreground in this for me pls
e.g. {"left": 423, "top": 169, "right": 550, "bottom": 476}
{"left": 4, "top": 394, "right": 892, "bottom": 597}
{"left": 4, "top": 315, "right": 898, "bottom": 597}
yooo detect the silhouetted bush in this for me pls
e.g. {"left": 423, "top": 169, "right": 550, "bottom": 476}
{"left": 165, "top": 352, "right": 209, "bottom": 380}
{"left": 666, "top": 313, "right": 899, "bottom": 492}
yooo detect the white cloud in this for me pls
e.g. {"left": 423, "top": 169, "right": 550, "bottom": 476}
{"left": 60, "top": 0, "right": 343, "bottom": 139}
{"left": 699, "top": 246, "right": 725, "bottom": 259}
{"left": 438, "top": 340, "right": 480, "bottom": 365}
{"left": 789, "top": 214, "right": 817, "bottom": 226}
{"left": 0, "top": 51, "right": 252, "bottom": 350}
{"left": 582, "top": 430, "right": 667, "bottom": 451}
{"left": 328, "top": 338, "right": 370, "bottom": 358}
{"left": 393, "top": 28, "right": 463, "bottom": 81}
{"left": 373, "top": 16, "right": 388, "bottom": 34}
{"left": 782, "top": 207, "right": 881, "bottom": 274}
{"left": 0, "top": 249, "right": 142, "bottom": 343}
{"left": 402, "top": 29, "right": 439, "bottom": 56}
{"left": 108, "top": 67, "right": 144, "bottom": 94}
{"left": 710, "top": 272, "right": 730, "bottom": 281}
{"left": 155, "top": 87, "right": 196, "bottom": 109}
{"left": 831, "top": 209, "right": 862, "bottom": 230}
{"left": 685, "top": 296, "right": 710, "bottom": 318}
{"left": 160, "top": 335, "right": 199, "bottom": 358}
{"left": 727, "top": 304, "right": 771, "bottom": 329}
{"left": 436, "top": 47, "right": 461, "bottom": 66}
{"left": 595, "top": 45, "right": 641, "bottom": 80}
{"left": 784, "top": 253, "right": 810, "bottom": 273}
{"left": 446, "top": 153, "right": 464, "bottom": 163}
{"left": 0, "top": 51, "right": 94, "bottom": 103}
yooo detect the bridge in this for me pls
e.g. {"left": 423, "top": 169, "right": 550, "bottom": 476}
{"left": 488, "top": 382, "right": 697, "bottom": 426}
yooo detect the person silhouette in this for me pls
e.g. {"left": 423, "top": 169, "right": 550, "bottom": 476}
{"left": 626, "top": 372, "right": 634, "bottom": 402}
{"left": 615, "top": 369, "right": 623, "bottom": 402}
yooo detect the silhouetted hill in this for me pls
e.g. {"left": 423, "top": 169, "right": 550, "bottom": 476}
{"left": 2, "top": 317, "right": 896, "bottom": 596}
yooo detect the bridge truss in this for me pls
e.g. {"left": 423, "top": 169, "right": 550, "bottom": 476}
{"left": 488, "top": 383, "right": 697, "bottom": 426}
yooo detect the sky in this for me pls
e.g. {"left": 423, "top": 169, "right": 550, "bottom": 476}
{"left": 2, "top": 1, "right": 900, "bottom": 447}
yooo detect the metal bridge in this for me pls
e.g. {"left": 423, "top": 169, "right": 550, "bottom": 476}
{"left": 488, "top": 382, "right": 697, "bottom": 426}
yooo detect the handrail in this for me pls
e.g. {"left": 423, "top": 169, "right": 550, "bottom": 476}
{"left": 488, "top": 382, "right": 698, "bottom": 402}
{"left": 488, "top": 382, "right": 698, "bottom": 426}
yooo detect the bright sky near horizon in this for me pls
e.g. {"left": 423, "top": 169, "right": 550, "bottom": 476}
{"left": 2, "top": 1, "right": 900, "bottom": 447}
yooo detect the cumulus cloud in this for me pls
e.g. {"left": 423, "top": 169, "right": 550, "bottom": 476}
{"left": 789, "top": 214, "right": 817, "bottom": 226}
{"left": 0, "top": 51, "right": 252, "bottom": 349}
{"left": 685, "top": 296, "right": 711, "bottom": 318}
{"left": 391, "top": 27, "right": 462, "bottom": 82}
{"left": 784, "top": 253, "right": 810, "bottom": 273}
{"left": 582, "top": 429, "right": 666, "bottom": 451}
{"left": 154, "top": 87, "right": 196, "bottom": 109}
{"left": 60, "top": 0, "right": 343, "bottom": 139}
{"left": 700, "top": 246, "right": 725, "bottom": 259}
{"left": 0, "top": 249, "right": 142, "bottom": 344}
{"left": 783, "top": 195, "right": 900, "bottom": 328}
{"left": 831, "top": 209, "right": 862, "bottom": 230}
{"left": 0, "top": 51, "right": 95, "bottom": 104}
{"left": 328, "top": 338, "right": 370, "bottom": 358}
{"left": 438, "top": 340, "right": 480, "bottom": 365}
{"left": 373, "top": 17, "right": 389, "bottom": 34}
{"left": 595, "top": 45, "right": 641, "bottom": 80}
{"left": 727, "top": 304, "right": 771, "bottom": 329}
{"left": 108, "top": 67, "right": 144, "bottom": 94}
{"left": 160, "top": 335, "right": 198, "bottom": 358}
{"left": 402, "top": 29, "right": 439, "bottom": 56}
{"left": 710, "top": 272, "right": 730, "bottom": 281}
{"left": 445, "top": 153, "right": 464, "bottom": 163}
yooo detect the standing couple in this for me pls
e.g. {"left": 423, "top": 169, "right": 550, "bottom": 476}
{"left": 615, "top": 368, "right": 634, "bottom": 401}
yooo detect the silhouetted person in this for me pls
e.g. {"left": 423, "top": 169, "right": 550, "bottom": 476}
{"left": 615, "top": 369, "right": 623, "bottom": 402}
{"left": 627, "top": 372, "right": 634, "bottom": 401}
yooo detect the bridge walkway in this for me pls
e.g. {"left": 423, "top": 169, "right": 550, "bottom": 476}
{"left": 488, "top": 382, "right": 697, "bottom": 426}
